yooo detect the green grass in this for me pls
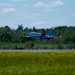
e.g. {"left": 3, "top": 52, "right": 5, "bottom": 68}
{"left": 0, "top": 52, "right": 75, "bottom": 75}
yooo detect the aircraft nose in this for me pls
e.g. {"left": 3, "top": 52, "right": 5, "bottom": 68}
{"left": 26, "top": 34, "right": 29, "bottom": 36}
{"left": 26, "top": 34, "right": 28, "bottom": 36}
{"left": 25, "top": 34, "right": 30, "bottom": 37}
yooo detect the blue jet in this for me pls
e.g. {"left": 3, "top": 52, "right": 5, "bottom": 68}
{"left": 25, "top": 29, "right": 62, "bottom": 40}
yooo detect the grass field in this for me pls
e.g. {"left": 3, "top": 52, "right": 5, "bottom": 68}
{"left": 0, "top": 52, "right": 75, "bottom": 75}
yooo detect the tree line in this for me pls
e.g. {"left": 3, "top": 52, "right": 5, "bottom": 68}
{"left": 0, "top": 25, "right": 75, "bottom": 49}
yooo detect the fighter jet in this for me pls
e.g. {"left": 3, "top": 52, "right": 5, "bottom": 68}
{"left": 25, "top": 28, "right": 62, "bottom": 40}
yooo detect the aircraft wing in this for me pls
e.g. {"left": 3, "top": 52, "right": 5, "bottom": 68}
{"left": 25, "top": 32, "right": 42, "bottom": 38}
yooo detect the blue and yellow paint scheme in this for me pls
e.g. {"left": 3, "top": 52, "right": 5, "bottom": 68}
{"left": 25, "top": 29, "right": 62, "bottom": 40}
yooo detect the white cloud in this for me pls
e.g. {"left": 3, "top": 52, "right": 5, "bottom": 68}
{"left": 33, "top": 2, "right": 46, "bottom": 7}
{"left": 0, "top": 2, "right": 14, "bottom": 7}
{"left": 48, "top": 0, "right": 65, "bottom": 7}
{"left": 2, "top": 8, "right": 17, "bottom": 13}
{"left": 44, "top": 8, "right": 54, "bottom": 12}
{"left": 33, "top": 0, "right": 65, "bottom": 7}
{"left": 12, "top": 0, "right": 27, "bottom": 2}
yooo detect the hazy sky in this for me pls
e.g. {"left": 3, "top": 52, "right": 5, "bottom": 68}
{"left": 0, "top": 0, "right": 75, "bottom": 29}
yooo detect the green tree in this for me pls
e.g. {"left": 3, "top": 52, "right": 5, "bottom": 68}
{"left": 0, "top": 26, "right": 12, "bottom": 42}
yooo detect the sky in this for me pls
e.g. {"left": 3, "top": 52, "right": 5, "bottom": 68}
{"left": 0, "top": 0, "right": 75, "bottom": 29}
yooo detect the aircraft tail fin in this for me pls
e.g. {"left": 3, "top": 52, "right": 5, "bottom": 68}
{"left": 47, "top": 29, "right": 54, "bottom": 36}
